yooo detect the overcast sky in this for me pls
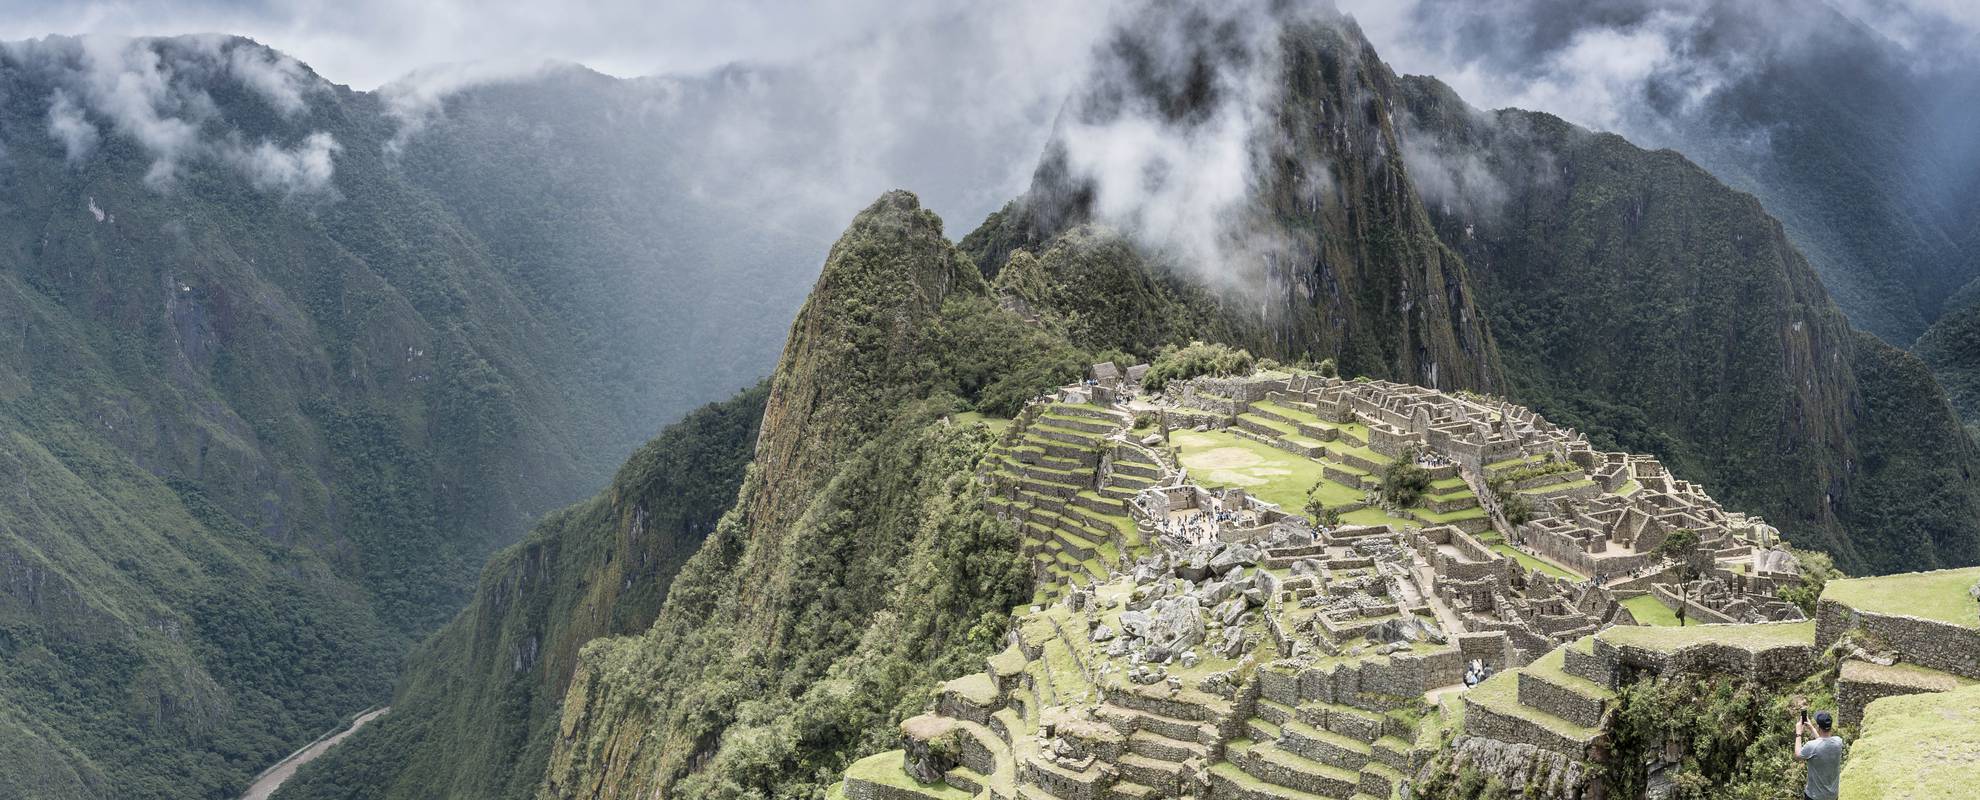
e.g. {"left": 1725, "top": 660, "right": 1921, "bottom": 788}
{"left": 0, "top": 0, "right": 989, "bottom": 89}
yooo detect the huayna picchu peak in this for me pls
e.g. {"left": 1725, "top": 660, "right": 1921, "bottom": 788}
{"left": 4, "top": 2, "right": 1980, "bottom": 799}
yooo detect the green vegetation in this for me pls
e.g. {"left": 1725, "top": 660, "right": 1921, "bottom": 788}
{"left": 1623, "top": 594, "right": 1683, "bottom": 627}
{"left": 1380, "top": 449, "right": 1434, "bottom": 507}
{"left": 1819, "top": 567, "right": 1980, "bottom": 628}
{"left": 1605, "top": 665, "right": 1840, "bottom": 800}
{"left": 276, "top": 386, "right": 767, "bottom": 800}
{"left": 1169, "top": 428, "right": 1331, "bottom": 511}
{"left": 1840, "top": 683, "right": 1980, "bottom": 799}
{"left": 1778, "top": 548, "right": 1842, "bottom": 616}
{"left": 530, "top": 194, "right": 1057, "bottom": 800}
{"left": 1142, "top": 341, "right": 1256, "bottom": 391}
{"left": 1398, "top": 74, "right": 1980, "bottom": 576}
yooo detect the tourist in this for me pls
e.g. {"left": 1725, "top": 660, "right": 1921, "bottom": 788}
{"left": 1793, "top": 710, "right": 1845, "bottom": 800}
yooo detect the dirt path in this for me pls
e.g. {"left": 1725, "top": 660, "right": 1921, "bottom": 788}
{"left": 238, "top": 706, "right": 390, "bottom": 800}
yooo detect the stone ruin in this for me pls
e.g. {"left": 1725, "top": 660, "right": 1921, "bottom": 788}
{"left": 833, "top": 368, "right": 1978, "bottom": 800}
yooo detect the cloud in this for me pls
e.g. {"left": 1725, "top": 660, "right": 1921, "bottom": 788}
{"left": 1040, "top": 0, "right": 1333, "bottom": 294}
{"left": 45, "top": 88, "right": 99, "bottom": 162}
{"left": 229, "top": 131, "right": 340, "bottom": 195}
{"left": 10, "top": 35, "right": 341, "bottom": 193}
{"left": 377, "top": 58, "right": 565, "bottom": 157}
{"left": 223, "top": 40, "right": 311, "bottom": 116}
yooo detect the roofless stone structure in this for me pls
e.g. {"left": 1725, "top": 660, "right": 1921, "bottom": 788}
{"left": 829, "top": 368, "right": 1980, "bottom": 800}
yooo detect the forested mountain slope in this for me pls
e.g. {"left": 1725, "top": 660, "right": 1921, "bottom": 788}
{"left": 1396, "top": 75, "right": 1980, "bottom": 573}
{"left": 0, "top": 35, "right": 787, "bottom": 798}
{"left": 273, "top": 384, "right": 766, "bottom": 800}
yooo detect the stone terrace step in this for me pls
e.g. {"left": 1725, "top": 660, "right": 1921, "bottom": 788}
{"left": 1224, "top": 739, "right": 1362, "bottom": 799}
{"left": 1292, "top": 701, "right": 1385, "bottom": 744}
{"left": 1098, "top": 702, "right": 1219, "bottom": 746}
{"left": 1208, "top": 761, "right": 1330, "bottom": 800}
{"left": 1051, "top": 403, "right": 1129, "bottom": 422}
{"left": 1105, "top": 781, "right": 1160, "bottom": 800}
{"left": 1115, "top": 753, "right": 1188, "bottom": 796}
{"left": 1562, "top": 637, "right": 1612, "bottom": 687}
{"left": 1039, "top": 413, "right": 1120, "bottom": 436}
{"left": 1277, "top": 719, "right": 1373, "bottom": 772}
{"left": 1126, "top": 728, "right": 1210, "bottom": 762}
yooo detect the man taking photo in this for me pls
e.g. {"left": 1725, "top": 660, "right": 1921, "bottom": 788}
{"left": 1793, "top": 709, "right": 1845, "bottom": 800}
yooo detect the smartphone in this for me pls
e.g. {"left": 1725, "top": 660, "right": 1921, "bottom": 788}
{"left": 1800, "top": 709, "right": 1809, "bottom": 723}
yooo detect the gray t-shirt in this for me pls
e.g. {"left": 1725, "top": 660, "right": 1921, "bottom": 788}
{"left": 1799, "top": 735, "right": 1846, "bottom": 800}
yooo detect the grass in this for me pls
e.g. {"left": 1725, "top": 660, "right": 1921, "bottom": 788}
{"left": 1820, "top": 567, "right": 1980, "bottom": 629}
{"left": 1839, "top": 683, "right": 1980, "bottom": 800}
{"left": 1522, "top": 646, "right": 1613, "bottom": 700}
{"left": 1622, "top": 594, "right": 1682, "bottom": 626}
{"left": 952, "top": 410, "right": 1012, "bottom": 433}
{"left": 1597, "top": 620, "right": 1815, "bottom": 652}
{"left": 844, "top": 751, "right": 974, "bottom": 799}
{"left": 1170, "top": 428, "right": 1335, "bottom": 512}
{"left": 1490, "top": 543, "right": 1583, "bottom": 581}
{"left": 1463, "top": 667, "right": 1602, "bottom": 742}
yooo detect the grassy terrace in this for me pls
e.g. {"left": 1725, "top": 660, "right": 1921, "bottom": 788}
{"left": 1597, "top": 620, "right": 1815, "bottom": 652}
{"left": 1621, "top": 594, "right": 1681, "bottom": 626}
{"left": 845, "top": 751, "right": 973, "bottom": 799}
{"left": 1514, "top": 478, "right": 1597, "bottom": 495}
{"left": 952, "top": 410, "right": 1012, "bottom": 433}
{"left": 1523, "top": 644, "right": 1613, "bottom": 700}
{"left": 1464, "top": 666, "right": 1602, "bottom": 742}
{"left": 1820, "top": 567, "right": 1980, "bottom": 629}
{"left": 1170, "top": 428, "right": 1331, "bottom": 511}
{"left": 1840, "top": 683, "right": 1980, "bottom": 800}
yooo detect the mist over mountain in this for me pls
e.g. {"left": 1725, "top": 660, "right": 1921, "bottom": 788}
{"left": 1, "top": 2, "right": 1978, "bottom": 799}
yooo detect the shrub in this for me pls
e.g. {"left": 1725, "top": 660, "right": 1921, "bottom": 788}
{"left": 1142, "top": 341, "right": 1255, "bottom": 391}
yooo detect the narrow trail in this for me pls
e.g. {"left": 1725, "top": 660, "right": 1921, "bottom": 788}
{"left": 238, "top": 706, "right": 390, "bottom": 800}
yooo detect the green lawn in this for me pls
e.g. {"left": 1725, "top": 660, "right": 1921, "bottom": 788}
{"left": 1821, "top": 567, "right": 1980, "bottom": 629}
{"left": 1170, "top": 428, "right": 1335, "bottom": 512}
{"left": 953, "top": 410, "right": 1011, "bottom": 433}
{"left": 1622, "top": 594, "right": 1681, "bottom": 626}
{"left": 1840, "top": 683, "right": 1980, "bottom": 800}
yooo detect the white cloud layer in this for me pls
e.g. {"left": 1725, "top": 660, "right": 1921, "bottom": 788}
{"left": 5, "top": 35, "right": 342, "bottom": 193}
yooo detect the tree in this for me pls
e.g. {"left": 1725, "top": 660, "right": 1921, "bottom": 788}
{"left": 1380, "top": 448, "right": 1433, "bottom": 508}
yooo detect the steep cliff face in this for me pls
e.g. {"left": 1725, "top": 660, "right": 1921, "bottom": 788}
{"left": 272, "top": 385, "right": 765, "bottom": 800}
{"left": 969, "top": 9, "right": 1500, "bottom": 390}
{"left": 1395, "top": 76, "right": 1980, "bottom": 571}
{"left": 538, "top": 192, "right": 1043, "bottom": 799}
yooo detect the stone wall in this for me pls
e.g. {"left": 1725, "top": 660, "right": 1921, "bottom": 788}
{"left": 1816, "top": 599, "right": 1980, "bottom": 681}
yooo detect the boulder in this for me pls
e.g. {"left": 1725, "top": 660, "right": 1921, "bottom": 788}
{"left": 1118, "top": 611, "right": 1152, "bottom": 639}
{"left": 1208, "top": 544, "right": 1260, "bottom": 576}
{"left": 1215, "top": 597, "right": 1248, "bottom": 627}
{"left": 1152, "top": 597, "right": 1205, "bottom": 650}
{"left": 1090, "top": 624, "right": 1116, "bottom": 643}
{"left": 1142, "top": 433, "right": 1165, "bottom": 446}
{"left": 1176, "top": 551, "right": 1212, "bottom": 583}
